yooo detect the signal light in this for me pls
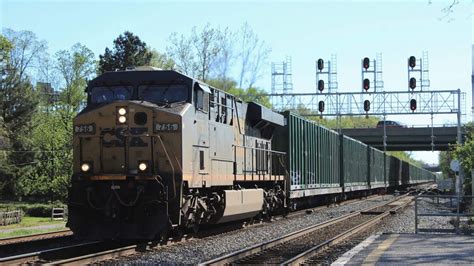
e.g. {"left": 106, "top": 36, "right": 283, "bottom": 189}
{"left": 409, "top": 77, "right": 416, "bottom": 90}
{"left": 410, "top": 99, "right": 417, "bottom": 111}
{"left": 363, "top": 57, "right": 370, "bottom": 70}
{"left": 408, "top": 56, "right": 416, "bottom": 68}
{"left": 363, "top": 100, "right": 370, "bottom": 112}
{"left": 318, "top": 80, "right": 324, "bottom": 92}
{"left": 317, "top": 59, "right": 324, "bottom": 71}
{"left": 363, "top": 78, "right": 370, "bottom": 91}
{"left": 318, "top": 101, "right": 325, "bottom": 113}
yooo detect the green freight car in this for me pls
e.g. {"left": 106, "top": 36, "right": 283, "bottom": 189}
{"left": 341, "top": 135, "right": 369, "bottom": 191}
{"left": 273, "top": 111, "right": 341, "bottom": 198}
{"left": 272, "top": 111, "right": 436, "bottom": 202}
{"left": 369, "top": 147, "right": 385, "bottom": 189}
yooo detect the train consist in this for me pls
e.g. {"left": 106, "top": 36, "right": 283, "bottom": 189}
{"left": 67, "top": 68, "right": 436, "bottom": 240}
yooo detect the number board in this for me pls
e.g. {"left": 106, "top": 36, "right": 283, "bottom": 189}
{"left": 155, "top": 123, "right": 179, "bottom": 132}
{"left": 74, "top": 124, "right": 96, "bottom": 134}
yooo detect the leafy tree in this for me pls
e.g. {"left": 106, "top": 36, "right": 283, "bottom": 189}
{"left": 150, "top": 49, "right": 175, "bottom": 70}
{"left": 19, "top": 43, "right": 97, "bottom": 202}
{"left": 0, "top": 29, "right": 43, "bottom": 199}
{"left": 450, "top": 123, "right": 473, "bottom": 195}
{"left": 55, "top": 43, "right": 95, "bottom": 110}
{"left": 228, "top": 87, "right": 272, "bottom": 108}
{"left": 212, "top": 27, "right": 235, "bottom": 90}
{"left": 167, "top": 32, "right": 196, "bottom": 76}
{"left": 98, "top": 31, "right": 153, "bottom": 73}
{"left": 206, "top": 77, "right": 271, "bottom": 108}
{"left": 237, "top": 22, "right": 271, "bottom": 89}
{"left": 2, "top": 28, "right": 47, "bottom": 81}
{"left": 167, "top": 24, "right": 222, "bottom": 82}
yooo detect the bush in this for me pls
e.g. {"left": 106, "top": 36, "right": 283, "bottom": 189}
{"left": 0, "top": 202, "right": 66, "bottom": 217}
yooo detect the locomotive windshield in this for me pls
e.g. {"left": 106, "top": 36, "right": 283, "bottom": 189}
{"left": 138, "top": 84, "right": 188, "bottom": 105}
{"left": 90, "top": 86, "right": 132, "bottom": 104}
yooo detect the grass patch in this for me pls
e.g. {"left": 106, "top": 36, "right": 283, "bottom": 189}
{"left": 1, "top": 216, "right": 65, "bottom": 230}
{"left": 0, "top": 226, "right": 67, "bottom": 239}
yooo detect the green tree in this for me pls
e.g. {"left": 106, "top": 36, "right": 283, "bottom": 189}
{"left": 150, "top": 49, "right": 175, "bottom": 70}
{"left": 98, "top": 31, "right": 153, "bottom": 74}
{"left": 19, "top": 43, "right": 97, "bottom": 202}
{"left": 167, "top": 24, "right": 222, "bottom": 82}
{"left": 206, "top": 77, "right": 271, "bottom": 108}
{"left": 450, "top": 123, "right": 473, "bottom": 195}
{"left": 228, "top": 87, "right": 272, "bottom": 108}
{"left": 0, "top": 30, "right": 43, "bottom": 199}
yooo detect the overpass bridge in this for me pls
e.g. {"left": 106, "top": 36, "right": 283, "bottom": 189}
{"left": 340, "top": 126, "right": 464, "bottom": 151}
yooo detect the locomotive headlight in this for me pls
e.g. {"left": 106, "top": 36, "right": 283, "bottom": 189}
{"left": 81, "top": 163, "right": 90, "bottom": 172}
{"left": 138, "top": 162, "right": 147, "bottom": 171}
{"left": 118, "top": 107, "right": 127, "bottom": 116}
{"left": 118, "top": 115, "right": 127, "bottom": 123}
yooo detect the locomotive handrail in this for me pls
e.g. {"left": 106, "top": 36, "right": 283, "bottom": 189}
{"left": 157, "top": 134, "right": 177, "bottom": 200}
{"left": 231, "top": 144, "right": 286, "bottom": 154}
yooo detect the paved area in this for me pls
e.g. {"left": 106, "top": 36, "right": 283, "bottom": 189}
{"left": 334, "top": 233, "right": 474, "bottom": 265}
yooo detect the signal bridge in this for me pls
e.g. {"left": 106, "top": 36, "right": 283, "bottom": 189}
{"left": 257, "top": 89, "right": 464, "bottom": 152}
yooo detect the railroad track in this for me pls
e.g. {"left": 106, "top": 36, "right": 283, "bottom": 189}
{"left": 200, "top": 194, "right": 415, "bottom": 265}
{"left": 0, "top": 193, "right": 410, "bottom": 264}
{"left": 0, "top": 229, "right": 72, "bottom": 245}
{"left": 0, "top": 239, "right": 144, "bottom": 264}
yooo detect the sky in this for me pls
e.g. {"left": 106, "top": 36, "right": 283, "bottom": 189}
{"left": 1, "top": 0, "right": 473, "bottom": 164}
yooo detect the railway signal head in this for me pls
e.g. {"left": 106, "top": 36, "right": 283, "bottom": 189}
{"left": 364, "top": 100, "right": 370, "bottom": 112}
{"left": 318, "top": 100, "right": 325, "bottom": 113}
{"left": 317, "top": 59, "right": 324, "bottom": 71}
{"left": 363, "top": 57, "right": 370, "bottom": 70}
{"left": 318, "top": 80, "right": 325, "bottom": 92}
{"left": 410, "top": 99, "right": 417, "bottom": 112}
{"left": 409, "top": 56, "right": 416, "bottom": 68}
{"left": 363, "top": 78, "right": 370, "bottom": 91}
{"left": 409, "top": 77, "right": 416, "bottom": 90}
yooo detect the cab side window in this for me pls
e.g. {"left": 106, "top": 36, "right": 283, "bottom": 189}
{"left": 194, "top": 84, "right": 209, "bottom": 113}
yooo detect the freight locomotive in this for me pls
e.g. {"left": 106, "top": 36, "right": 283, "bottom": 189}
{"left": 67, "top": 68, "right": 435, "bottom": 240}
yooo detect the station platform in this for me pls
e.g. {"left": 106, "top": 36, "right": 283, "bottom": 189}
{"left": 334, "top": 233, "right": 474, "bottom": 265}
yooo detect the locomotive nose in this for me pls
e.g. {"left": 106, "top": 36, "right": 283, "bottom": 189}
{"left": 74, "top": 102, "right": 156, "bottom": 177}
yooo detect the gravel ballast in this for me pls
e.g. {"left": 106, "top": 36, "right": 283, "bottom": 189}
{"left": 115, "top": 193, "right": 461, "bottom": 265}
{"left": 118, "top": 195, "right": 396, "bottom": 264}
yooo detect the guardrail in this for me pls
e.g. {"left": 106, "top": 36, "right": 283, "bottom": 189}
{"left": 415, "top": 195, "right": 474, "bottom": 234}
{"left": 0, "top": 210, "right": 22, "bottom": 226}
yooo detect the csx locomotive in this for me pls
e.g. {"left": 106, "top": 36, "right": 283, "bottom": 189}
{"left": 68, "top": 67, "right": 287, "bottom": 239}
{"left": 67, "top": 67, "right": 435, "bottom": 240}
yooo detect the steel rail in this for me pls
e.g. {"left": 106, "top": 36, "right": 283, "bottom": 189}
{"left": 0, "top": 241, "right": 103, "bottom": 264}
{"left": 282, "top": 196, "right": 415, "bottom": 265}
{"left": 199, "top": 194, "right": 409, "bottom": 266}
{"left": 44, "top": 242, "right": 155, "bottom": 265}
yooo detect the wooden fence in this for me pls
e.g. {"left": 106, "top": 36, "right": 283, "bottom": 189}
{"left": 0, "top": 210, "right": 22, "bottom": 226}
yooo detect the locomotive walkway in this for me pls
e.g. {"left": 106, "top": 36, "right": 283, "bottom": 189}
{"left": 334, "top": 233, "right": 474, "bottom": 265}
